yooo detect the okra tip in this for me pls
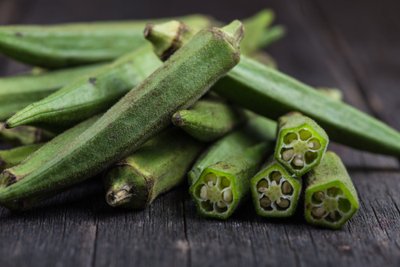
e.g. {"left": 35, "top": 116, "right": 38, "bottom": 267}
{"left": 220, "top": 20, "right": 244, "bottom": 44}
{"left": 171, "top": 111, "right": 185, "bottom": 126}
{"left": 106, "top": 185, "right": 133, "bottom": 207}
{"left": 0, "top": 170, "right": 16, "bottom": 188}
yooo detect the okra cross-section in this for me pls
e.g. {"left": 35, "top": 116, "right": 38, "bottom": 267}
{"left": 305, "top": 151, "right": 359, "bottom": 229}
{"left": 275, "top": 112, "right": 328, "bottom": 176}
{"left": 250, "top": 160, "right": 301, "bottom": 217}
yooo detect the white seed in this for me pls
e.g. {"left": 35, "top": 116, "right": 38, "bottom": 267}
{"left": 277, "top": 198, "right": 290, "bottom": 209}
{"left": 260, "top": 197, "right": 271, "bottom": 208}
{"left": 258, "top": 187, "right": 267, "bottom": 193}
{"left": 217, "top": 201, "right": 227, "bottom": 208}
{"left": 282, "top": 149, "right": 294, "bottom": 161}
{"left": 207, "top": 181, "right": 214, "bottom": 187}
{"left": 223, "top": 189, "right": 233, "bottom": 203}
{"left": 311, "top": 207, "right": 326, "bottom": 218}
{"left": 281, "top": 181, "right": 293, "bottom": 195}
{"left": 200, "top": 185, "right": 208, "bottom": 200}
{"left": 293, "top": 155, "right": 304, "bottom": 167}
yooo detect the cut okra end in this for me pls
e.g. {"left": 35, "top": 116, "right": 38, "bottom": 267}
{"left": 250, "top": 162, "right": 301, "bottom": 217}
{"left": 305, "top": 182, "right": 359, "bottom": 230}
{"left": 190, "top": 168, "right": 238, "bottom": 220}
{"left": 275, "top": 114, "right": 328, "bottom": 176}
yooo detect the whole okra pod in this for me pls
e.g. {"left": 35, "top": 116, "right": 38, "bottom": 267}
{"left": 0, "top": 21, "right": 243, "bottom": 209}
{"left": 0, "top": 15, "right": 212, "bottom": 68}
{"left": 148, "top": 23, "right": 400, "bottom": 157}
{"left": 172, "top": 99, "right": 245, "bottom": 142}
{"left": 191, "top": 142, "right": 271, "bottom": 219}
{"left": 104, "top": 128, "right": 203, "bottom": 209}
{"left": 275, "top": 112, "right": 329, "bottom": 176}
{"left": 0, "top": 64, "right": 103, "bottom": 121}
{"left": 304, "top": 151, "right": 359, "bottom": 229}
{"left": 0, "top": 116, "right": 100, "bottom": 190}
{"left": 0, "top": 123, "right": 54, "bottom": 145}
{"left": 0, "top": 144, "right": 43, "bottom": 171}
{"left": 250, "top": 159, "right": 301, "bottom": 218}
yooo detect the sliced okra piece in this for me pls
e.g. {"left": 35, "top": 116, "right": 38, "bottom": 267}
{"left": 190, "top": 142, "right": 271, "bottom": 219}
{"left": 275, "top": 112, "right": 328, "bottom": 176}
{"left": 250, "top": 159, "right": 301, "bottom": 217}
{"left": 0, "top": 21, "right": 243, "bottom": 209}
{"left": 0, "top": 144, "right": 43, "bottom": 171}
{"left": 104, "top": 128, "right": 203, "bottom": 209}
{"left": 172, "top": 99, "right": 245, "bottom": 142}
{"left": 305, "top": 151, "right": 359, "bottom": 229}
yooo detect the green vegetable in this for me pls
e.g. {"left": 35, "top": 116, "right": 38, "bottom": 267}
{"left": 5, "top": 45, "right": 161, "bottom": 129}
{"left": 304, "top": 151, "right": 359, "bottom": 229}
{"left": 250, "top": 159, "right": 301, "bottom": 217}
{"left": 0, "top": 15, "right": 211, "bottom": 68}
{"left": 149, "top": 23, "right": 400, "bottom": 157}
{"left": 0, "top": 116, "right": 99, "bottom": 190}
{"left": 190, "top": 142, "right": 271, "bottom": 220}
{"left": 0, "top": 144, "right": 43, "bottom": 171}
{"left": 0, "top": 123, "right": 54, "bottom": 145}
{"left": 104, "top": 128, "right": 203, "bottom": 209}
{"left": 0, "top": 21, "right": 243, "bottom": 209}
{"left": 258, "top": 25, "right": 286, "bottom": 48}
{"left": 172, "top": 99, "right": 245, "bottom": 142}
{"left": 275, "top": 112, "right": 328, "bottom": 176}
{"left": 0, "top": 64, "right": 103, "bottom": 121}
{"left": 188, "top": 115, "right": 276, "bottom": 219}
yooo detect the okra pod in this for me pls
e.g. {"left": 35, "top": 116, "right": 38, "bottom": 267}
{"left": 0, "top": 15, "right": 211, "bottom": 68}
{"left": 0, "top": 116, "right": 99, "bottom": 189}
{"left": 304, "top": 151, "right": 359, "bottom": 229}
{"left": 0, "top": 144, "right": 43, "bottom": 171}
{"left": 0, "top": 64, "right": 103, "bottom": 121}
{"left": 6, "top": 45, "right": 162, "bottom": 129}
{"left": 250, "top": 159, "right": 301, "bottom": 217}
{"left": 172, "top": 99, "right": 245, "bottom": 142}
{"left": 190, "top": 142, "right": 271, "bottom": 219}
{"left": 0, "top": 123, "right": 54, "bottom": 145}
{"left": 149, "top": 23, "right": 400, "bottom": 157}
{"left": 0, "top": 21, "right": 243, "bottom": 209}
{"left": 104, "top": 128, "right": 203, "bottom": 209}
{"left": 275, "top": 112, "right": 329, "bottom": 176}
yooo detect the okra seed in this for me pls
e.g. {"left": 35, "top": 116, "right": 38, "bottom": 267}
{"left": 269, "top": 171, "right": 282, "bottom": 183}
{"left": 305, "top": 151, "right": 318, "bottom": 164}
{"left": 283, "top": 132, "right": 298, "bottom": 145}
{"left": 281, "top": 181, "right": 293, "bottom": 195}
{"left": 204, "top": 173, "right": 217, "bottom": 185}
{"left": 282, "top": 149, "right": 294, "bottom": 161}
{"left": 293, "top": 155, "right": 304, "bottom": 167}
{"left": 312, "top": 191, "right": 325, "bottom": 203}
{"left": 200, "top": 185, "right": 208, "bottom": 200}
{"left": 257, "top": 179, "right": 269, "bottom": 192}
{"left": 307, "top": 138, "right": 321, "bottom": 150}
{"left": 220, "top": 176, "right": 231, "bottom": 188}
{"left": 260, "top": 196, "right": 272, "bottom": 209}
{"left": 277, "top": 198, "right": 290, "bottom": 209}
{"left": 327, "top": 187, "right": 342, "bottom": 197}
{"left": 311, "top": 207, "right": 326, "bottom": 219}
{"left": 223, "top": 189, "right": 233, "bottom": 203}
{"left": 217, "top": 200, "right": 227, "bottom": 208}
{"left": 299, "top": 129, "right": 312, "bottom": 141}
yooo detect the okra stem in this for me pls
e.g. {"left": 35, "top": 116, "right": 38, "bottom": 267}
{"left": 104, "top": 128, "right": 203, "bottom": 209}
{"left": 250, "top": 159, "right": 301, "bottom": 217}
{"left": 0, "top": 144, "right": 43, "bottom": 171}
{"left": 0, "top": 15, "right": 212, "bottom": 68}
{"left": 0, "top": 64, "right": 103, "bottom": 121}
{"left": 172, "top": 99, "right": 245, "bottom": 142}
{"left": 191, "top": 142, "right": 272, "bottom": 219}
{"left": 304, "top": 151, "right": 359, "bottom": 229}
{"left": 0, "top": 22, "right": 243, "bottom": 209}
{"left": 275, "top": 112, "right": 329, "bottom": 176}
{"left": 0, "top": 123, "right": 54, "bottom": 145}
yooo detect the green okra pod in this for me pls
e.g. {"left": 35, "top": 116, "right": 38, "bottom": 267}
{"left": 0, "top": 123, "right": 54, "bottom": 145}
{"left": 0, "top": 21, "right": 243, "bottom": 209}
{"left": 0, "top": 144, "right": 43, "bottom": 171}
{"left": 0, "top": 15, "right": 212, "bottom": 68}
{"left": 104, "top": 128, "right": 203, "bottom": 209}
{"left": 250, "top": 159, "right": 301, "bottom": 218}
{"left": 0, "top": 116, "right": 100, "bottom": 189}
{"left": 275, "top": 112, "right": 329, "bottom": 176}
{"left": 304, "top": 151, "right": 359, "bottom": 229}
{"left": 0, "top": 64, "right": 103, "bottom": 121}
{"left": 172, "top": 99, "right": 245, "bottom": 142}
{"left": 149, "top": 23, "right": 400, "bottom": 157}
{"left": 190, "top": 142, "right": 271, "bottom": 219}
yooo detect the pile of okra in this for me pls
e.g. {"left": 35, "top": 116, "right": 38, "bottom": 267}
{"left": 0, "top": 9, "right": 399, "bottom": 230}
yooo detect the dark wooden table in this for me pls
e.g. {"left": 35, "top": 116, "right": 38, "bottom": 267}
{"left": 1, "top": 0, "right": 399, "bottom": 266}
